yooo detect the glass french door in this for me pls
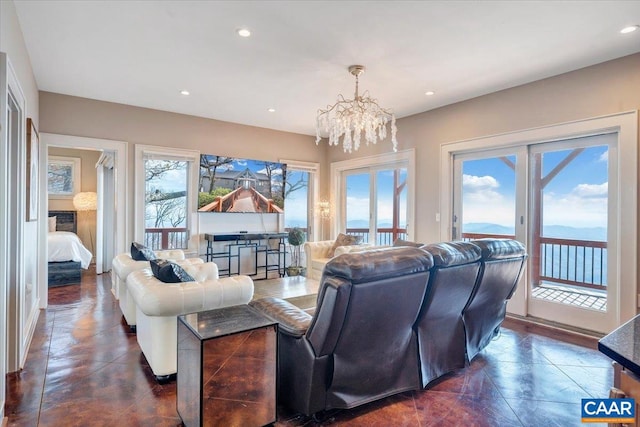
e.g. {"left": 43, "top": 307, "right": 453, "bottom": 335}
{"left": 453, "top": 150, "right": 520, "bottom": 242}
{"left": 453, "top": 134, "right": 618, "bottom": 333}
{"left": 343, "top": 164, "right": 409, "bottom": 245}
{"left": 527, "top": 135, "right": 617, "bottom": 332}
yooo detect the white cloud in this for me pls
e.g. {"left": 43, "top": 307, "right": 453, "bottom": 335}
{"left": 461, "top": 174, "right": 514, "bottom": 225}
{"left": 236, "top": 160, "right": 248, "bottom": 166}
{"left": 463, "top": 174, "right": 499, "bottom": 191}
{"left": 572, "top": 182, "right": 607, "bottom": 198}
{"left": 598, "top": 150, "right": 608, "bottom": 163}
{"left": 543, "top": 182, "right": 608, "bottom": 227}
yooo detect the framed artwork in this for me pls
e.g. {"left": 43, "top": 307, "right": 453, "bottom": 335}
{"left": 26, "top": 118, "right": 39, "bottom": 221}
{"left": 48, "top": 156, "right": 81, "bottom": 199}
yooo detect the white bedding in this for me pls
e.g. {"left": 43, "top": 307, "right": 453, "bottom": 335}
{"left": 48, "top": 231, "right": 92, "bottom": 269}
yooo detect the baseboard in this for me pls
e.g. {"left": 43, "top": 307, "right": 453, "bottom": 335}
{"left": 505, "top": 313, "right": 604, "bottom": 340}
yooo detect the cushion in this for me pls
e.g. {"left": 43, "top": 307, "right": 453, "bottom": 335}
{"left": 131, "top": 242, "right": 157, "bottom": 261}
{"left": 328, "top": 233, "right": 362, "bottom": 258}
{"left": 149, "top": 259, "right": 195, "bottom": 283}
{"left": 48, "top": 216, "right": 57, "bottom": 232}
{"left": 393, "top": 238, "right": 422, "bottom": 247}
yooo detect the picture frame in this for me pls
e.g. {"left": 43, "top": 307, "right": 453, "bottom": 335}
{"left": 48, "top": 155, "right": 81, "bottom": 199}
{"left": 26, "top": 118, "right": 39, "bottom": 221}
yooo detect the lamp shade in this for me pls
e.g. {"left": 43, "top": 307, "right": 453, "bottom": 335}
{"left": 73, "top": 192, "right": 97, "bottom": 211}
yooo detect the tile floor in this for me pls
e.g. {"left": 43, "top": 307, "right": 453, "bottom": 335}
{"left": 5, "top": 268, "right": 613, "bottom": 426}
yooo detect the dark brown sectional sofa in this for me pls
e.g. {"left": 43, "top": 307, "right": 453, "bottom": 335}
{"left": 250, "top": 239, "right": 527, "bottom": 417}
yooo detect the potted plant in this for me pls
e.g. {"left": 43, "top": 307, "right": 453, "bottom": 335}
{"left": 286, "top": 227, "right": 307, "bottom": 277}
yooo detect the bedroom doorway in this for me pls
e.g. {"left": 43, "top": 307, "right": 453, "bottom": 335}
{"left": 40, "top": 133, "right": 128, "bottom": 308}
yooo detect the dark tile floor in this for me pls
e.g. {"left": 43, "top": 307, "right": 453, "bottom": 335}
{"left": 5, "top": 268, "right": 613, "bottom": 426}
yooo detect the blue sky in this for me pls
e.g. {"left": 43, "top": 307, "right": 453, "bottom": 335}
{"left": 344, "top": 169, "right": 408, "bottom": 227}
{"left": 462, "top": 145, "right": 609, "bottom": 229}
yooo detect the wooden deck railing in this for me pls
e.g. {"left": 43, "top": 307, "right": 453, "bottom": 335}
{"left": 345, "top": 228, "right": 408, "bottom": 245}
{"left": 461, "top": 232, "right": 607, "bottom": 291}
{"left": 144, "top": 227, "right": 189, "bottom": 250}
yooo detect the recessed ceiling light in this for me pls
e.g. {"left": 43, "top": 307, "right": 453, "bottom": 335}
{"left": 180, "top": 90, "right": 190, "bottom": 96}
{"left": 268, "top": 108, "right": 276, "bottom": 113}
{"left": 425, "top": 91, "right": 435, "bottom": 96}
{"left": 237, "top": 28, "right": 251, "bottom": 37}
{"left": 620, "top": 25, "right": 639, "bottom": 34}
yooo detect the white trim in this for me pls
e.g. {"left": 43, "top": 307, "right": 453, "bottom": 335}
{"left": 4, "top": 56, "right": 30, "bottom": 372}
{"left": 40, "top": 133, "right": 129, "bottom": 303}
{"left": 440, "top": 111, "right": 637, "bottom": 330}
{"left": 330, "top": 149, "right": 415, "bottom": 241}
{"left": 134, "top": 144, "right": 199, "bottom": 251}
{"left": 280, "top": 159, "right": 320, "bottom": 240}
{"left": 0, "top": 52, "right": 9, "bottom": 418}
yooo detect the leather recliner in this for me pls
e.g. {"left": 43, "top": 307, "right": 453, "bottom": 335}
{"left": 463, "top": 238, "right": 527, "bottom": 362}
{"left": 250, "top": 246, "right": 434, "bottom": 416}
{"left": 416, "top": 241, "right": 482, "bottom": 387}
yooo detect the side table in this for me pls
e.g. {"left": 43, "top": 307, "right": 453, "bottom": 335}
{"left": 177, "top": 305, "right": 278, "bottom": 427}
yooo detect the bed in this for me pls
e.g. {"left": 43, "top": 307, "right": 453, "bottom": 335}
{"left": 48, "top": 210, "right": 92, "bottom": 287}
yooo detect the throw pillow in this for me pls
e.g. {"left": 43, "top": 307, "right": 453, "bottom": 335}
{"left": 131, "top": 242, "right": 157, "bottom": 261}
{"left": 48, "top": 216, "right": 57, "bottom": 232}
{"left": 393, "top": 238, "right": 423, "bottom": 247}
{"left": 149, "top": 259, "right": 195, "bottom": 283}
{"left": 328, "top": 233, "right": 362, "bottom": 258}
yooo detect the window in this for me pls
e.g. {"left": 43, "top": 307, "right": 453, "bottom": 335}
{"left": 134, "top": 145, "right": 199, "bottom": 251}
{"left": 331, "top": 149, "right": 415, "bottom": 243}
{"left": 281, "top": 160, "right": 319, "bottom": 240}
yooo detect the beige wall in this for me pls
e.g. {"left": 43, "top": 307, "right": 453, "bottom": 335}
{"left": 47, "top": 147, "right": 100, "bottom": 254}
{"left": 39, "top": 92, "right": 325, "bottom": 247}
{"left": 327, "top": 52, "right": 640, "bottom": 246}
{"left": 1, "top": 0, "right": 42, "bottom": 375}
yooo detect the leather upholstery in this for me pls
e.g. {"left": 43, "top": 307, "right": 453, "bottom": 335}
{"left": 128, "top": 263, "right": 254, "bottom": 377}
{"left": 416, "top": 241, "right": 482, "bottom": 387}
{"left": 112, "top": 250, "right": 202, "bottom": 327}
{"left": 463, "top": 239, "right": 527, "bottom": 361}
{"left": 249, "top": 297, "right": 312, "bottom": 336}
{"left": 253, "top": 246, "right": 433, "bottom": 415}
{"left": 303, "top": 239, "right": 383, "bottom": 280}
{"left": 251, "top": 239, "right": 527, "bottom": 416}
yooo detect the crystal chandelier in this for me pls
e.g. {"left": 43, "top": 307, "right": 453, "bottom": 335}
{"left": 316, "top": 65, "right": 397, "bottom": 153}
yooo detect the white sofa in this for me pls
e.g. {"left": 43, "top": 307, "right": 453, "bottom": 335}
{"left": 127, "top": 261, "right": 254, "bottom": 380}
{"left": 304, "top": 240, "right": 383, "bottom": 280}
{"left": 112, "top": 250, "right": 203, "bottom": 330}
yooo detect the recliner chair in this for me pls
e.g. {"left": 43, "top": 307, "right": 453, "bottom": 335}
{"left": 463, "top": 238, "right": 527, "bottom": 362}
{"left": 250, "top": 246, "right": 434, "bottom": 416}
{"left": 416, "top": 241, "right": 482, "bottom": 387}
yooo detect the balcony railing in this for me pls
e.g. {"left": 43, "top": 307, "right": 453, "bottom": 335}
{"left": 538, "top": 237, "right": 607, "bottom": 290}
{"left": 145, "top": 227, "right": 189, "bottom": 250}
{"left": 461, "top": 232, "right": 607, "bottom": 292}
{"left": 346, "top": 228, "right": 408, "bottom": 245}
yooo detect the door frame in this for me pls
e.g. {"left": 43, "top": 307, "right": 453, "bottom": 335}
{"left": 39, "top": 133, "right": 129, "bottom": 305}
{"left": 440, "top": 111, "right": 637, "bottom": 329}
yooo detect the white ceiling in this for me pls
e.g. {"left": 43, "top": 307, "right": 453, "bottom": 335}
{"left": 13, "top": 1, "right": 640, "bottom": 137}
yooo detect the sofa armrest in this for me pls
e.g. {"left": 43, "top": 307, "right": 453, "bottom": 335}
{"left": 180, "top": 259, "right": 216, "bottom": 281}
{"left": 304, "top": 240, "right": 335, "bottom": 272}
{"left": 128, "top": 270, "right": 254, "bottom": 317}
{"left": 250, "top": 297, "right": 312, "bottom": 338}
